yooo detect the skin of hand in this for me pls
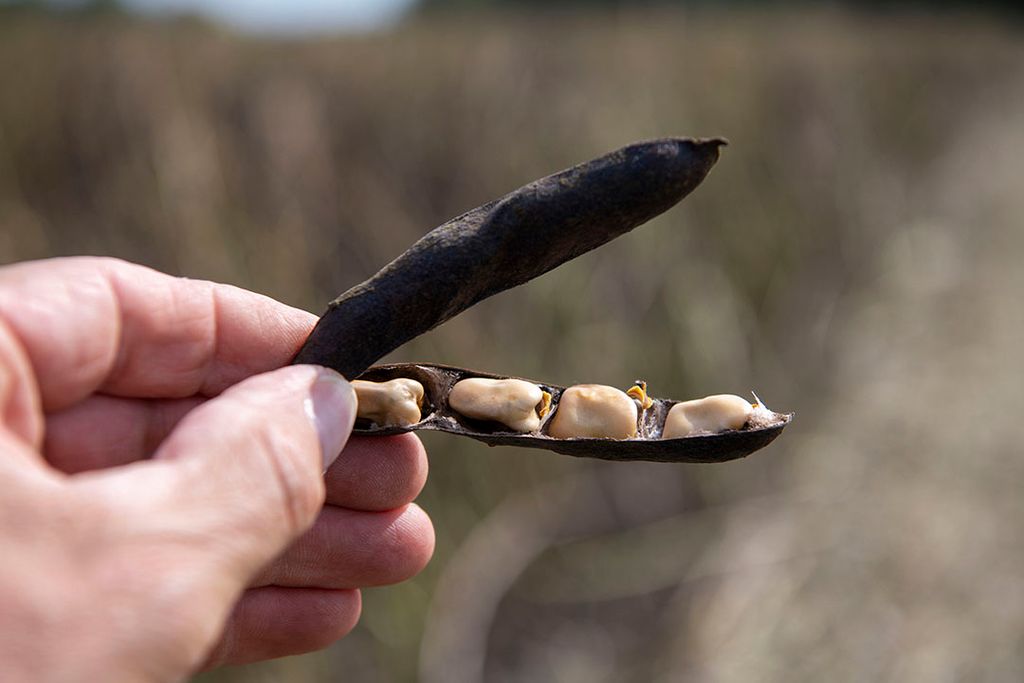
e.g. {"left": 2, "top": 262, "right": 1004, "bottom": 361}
{"left": 0, "top": 257, "right": 434, "bottom": 681}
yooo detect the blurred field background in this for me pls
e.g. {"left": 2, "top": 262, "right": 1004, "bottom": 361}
{"left": 2, "top": 2, "right": 1024, "bottom": 681}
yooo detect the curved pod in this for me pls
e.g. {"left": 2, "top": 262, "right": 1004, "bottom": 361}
{"left": 352, "top": 364, "right": 792, "bottom": 464}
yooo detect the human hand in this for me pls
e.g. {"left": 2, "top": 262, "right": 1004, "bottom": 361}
{"left": 0, "top": 257, "right": 434, "bottom": 681}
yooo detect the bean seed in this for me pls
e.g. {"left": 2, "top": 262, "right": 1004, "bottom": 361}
{"left": 662, "top": 394, "right": 752, "bottom": 439}
{"left": 548, "top": 384, "right": 638, "bottom": 440}
{"left": 449, "top": 378, "right": 551, "bottom": 432}
{"left": 352, "top": 378, "right": 424, "bottom": 428}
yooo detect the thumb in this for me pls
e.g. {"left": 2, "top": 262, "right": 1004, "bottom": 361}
{"left": 153, "top": 364, "right": 356, "bottom": 580}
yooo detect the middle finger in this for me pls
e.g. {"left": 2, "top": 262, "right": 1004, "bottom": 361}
{"left": 254, "top": 503, "right": 435, "bottom": 589}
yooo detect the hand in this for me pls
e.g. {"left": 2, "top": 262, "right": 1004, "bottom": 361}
{"left": 0, "top": 257, "right": 434, "bottom": 681}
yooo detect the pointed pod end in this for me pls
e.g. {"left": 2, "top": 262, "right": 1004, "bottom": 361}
{"left": 681, "top": 137, "right": 728, "bottom": 170}
{"left": 665, "top": 135, "right": 728, "bottom": 159}
{"left": 696, "top": 136, "right": 729, "bottom": 147}
{"left": 613, "top": 136, "right": 727, "bottom": 215}
{"left": 695, "top": 136, "right": 728, "bottom": 159}
{"left": 629, "top": 136, "right": 728, "bottom": 169}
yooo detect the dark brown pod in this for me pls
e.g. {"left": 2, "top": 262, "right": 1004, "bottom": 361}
{"left": 294, "top": 137, "right": 792, "bottom": 462}
{"left": 294, "top": 137, "right": 726, "bottom": 379}
{"left": 352, "top": 364, "right": 792, "bottom": 464}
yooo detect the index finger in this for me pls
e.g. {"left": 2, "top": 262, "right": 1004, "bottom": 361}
{"left": 0, "top": 257, "right": 317, "bottom": 411}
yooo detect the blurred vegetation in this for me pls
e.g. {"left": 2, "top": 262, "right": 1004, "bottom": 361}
{"left": 416, "top": 0, "right": 1024, "bottom": 16}
{"left": 0, "top": 0, "right": 126, "bottom": 17}
{"left": 2, "top": 5, "right": 1024, "bottom": 682}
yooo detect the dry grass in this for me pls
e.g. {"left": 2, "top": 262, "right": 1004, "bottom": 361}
{"left": 2, "top": 7, "right": 1023, "bottom": 681}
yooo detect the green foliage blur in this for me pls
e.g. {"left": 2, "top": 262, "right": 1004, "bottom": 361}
{"left": 2, "top": 4, "right": 1023, "bottom": 682}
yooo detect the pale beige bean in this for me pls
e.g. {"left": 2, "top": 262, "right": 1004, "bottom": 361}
{"left": 353, "top": 378, "right": 424, "bottom": 427}
{"left": 449, "top": 378, "right": 549, "bottom": 432}
{"left": 548, "top": 384, "right": 638, "bottom": 439}
{"left": 662, "top": 394, "right": 752, "bottom": 438}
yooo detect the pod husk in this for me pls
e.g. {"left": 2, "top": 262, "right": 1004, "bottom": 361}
{"left": 354, "top": 364, "right": 792, "bottom": 464}
{"left": 294, "top": 138, "right": 726, "bottom": 379}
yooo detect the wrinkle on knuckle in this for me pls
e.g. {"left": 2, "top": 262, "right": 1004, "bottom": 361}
{"left": 103, "top": 265, "right": 217, "bottom": 397}
{"left": 4, "top": 263, "right": 121, "bottom": 409}
{"left": 200, "top": 282, "right": 229, "bottom": 395}
{"left": 84, "top": 266, "right": 130, "bottom": 388}
{"left": 0, "top": 319, "right": 40, "bottom": 444}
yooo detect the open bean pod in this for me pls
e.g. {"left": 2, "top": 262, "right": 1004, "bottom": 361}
{"left": 352, "top": 364, "right": 792, "bottom": 464}
{"left": 295, "top": 137, "right": 793, "bottom": 463}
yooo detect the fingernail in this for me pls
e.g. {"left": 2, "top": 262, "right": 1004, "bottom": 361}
{"left": 306, "top": 369, "right": 356, "bottom": 472}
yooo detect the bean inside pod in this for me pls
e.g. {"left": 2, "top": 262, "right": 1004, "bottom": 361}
{"left": 351, "top": 363, "right": 791, "bottom": 464}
